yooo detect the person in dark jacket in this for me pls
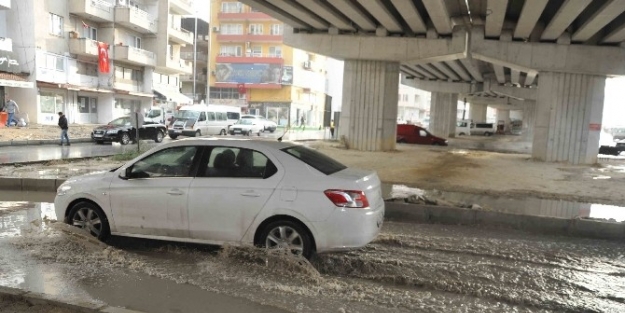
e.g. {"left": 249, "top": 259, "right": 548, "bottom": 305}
{"left": 58, "top": 112, "right": 70, "bottom": 146}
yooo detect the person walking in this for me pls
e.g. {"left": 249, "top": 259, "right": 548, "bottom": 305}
{"left": 330, "top": 119, "right": 335, "bottom": 138}
{"left": 4, "top": 94, "right": 19, "bottom": 127}
{"left": 58, "top": 112, "right": 70, "bottom": 146}
{"left": 300, "top": 115, "right": 305, "bottom": 130}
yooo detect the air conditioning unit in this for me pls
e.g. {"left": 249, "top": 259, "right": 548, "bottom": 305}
{"left": 212, "top": 27, "right": 220, "bottom": 33}
{"left": 303, "top": 61, "right": 312, "bottom": 69}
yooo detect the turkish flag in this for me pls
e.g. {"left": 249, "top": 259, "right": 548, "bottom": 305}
{"left": 97, "top": 42, "right": 110, "bottom": 73}
{"left": 237, "top": 83, "right": 246, "bottom": 94}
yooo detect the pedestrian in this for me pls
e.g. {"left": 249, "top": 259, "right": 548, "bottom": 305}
{"left": 300, "top": 115, "right": 305, "bottom": 130}
{"left": 58, "top": 112, "right": 70, "bottom": 146}
{"left": 4, "top": 94, "right": 19, "bottom": 127}
{"left": 330, "top": 119, "right": 335, "bottom": 138}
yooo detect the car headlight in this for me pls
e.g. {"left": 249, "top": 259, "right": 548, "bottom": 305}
{"left": 57, "top": 184, "right": 72, "bottom": 196}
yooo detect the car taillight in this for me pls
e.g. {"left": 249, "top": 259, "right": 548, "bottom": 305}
{"left": 324, "top": 190, "right": 370, "bottom": 208}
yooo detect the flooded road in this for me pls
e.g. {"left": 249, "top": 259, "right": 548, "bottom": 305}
{"left": 1, "top": 200, "right": 624, "bottom": 312}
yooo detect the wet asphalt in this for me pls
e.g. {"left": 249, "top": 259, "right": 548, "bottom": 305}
{"left": 0, "top": 194, "right": 623, "bottom": 313}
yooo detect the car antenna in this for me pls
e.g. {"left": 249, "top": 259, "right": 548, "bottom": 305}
{"left": 277, "top": 125, "right": 290, "bottom": 142}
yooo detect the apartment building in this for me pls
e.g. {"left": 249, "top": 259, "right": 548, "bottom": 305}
{"left": 0, "top": 1, "right": 34, "bottom": 105}
{"left": 4, "top": 0, "right": 193, "bottom": 125}
{"left": 397, "top": 82, "right": 430, "bottom": 124}
{"left": 180, "top": 17, "right": 209, "bottom": 103}
{"left": 209, "top": 0, "right": 328, "bottom": 127}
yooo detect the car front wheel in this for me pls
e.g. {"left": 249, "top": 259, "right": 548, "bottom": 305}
{"left": 154, "top": 130, "right": 164, "bottom": 143}
{"left": 259, "top": 220, "right": 313, "bottom": 259}
{"left": 67, "top": 202, "right": 110, "bottom": 240}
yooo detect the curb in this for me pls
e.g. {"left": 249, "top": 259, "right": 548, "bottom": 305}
{"left": 0, "top": 286, "right": 144, "bottom": 313}
{"left": 385, "top": 202, "right": 625, "bottom": 241}
{"left": 0, "top": 177, "right": 66, "bottom": 191}
{"left": 0, "top": 138, "right": 93, "bottom": 147}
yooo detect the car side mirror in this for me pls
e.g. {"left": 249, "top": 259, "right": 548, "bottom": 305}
{"left": 120, "top": 166, "right": 132, "bottom": 180}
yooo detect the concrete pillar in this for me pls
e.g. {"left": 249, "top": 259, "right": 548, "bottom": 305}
{"left": 429, "top": 92, "right": 458, "bottom": 138}
{"left": 522, "top": 100, "right": 536, "bottom": 139}
{"left": 533, "top": 72, "right": 605, "bottom": 164}
{"left": 496, "top": 109, "right": 510, "bottom": 132}
{"left": 339, "top": 60, "right": 399, "bottom": 151}
{"left": 469, "top": 103, "right": 488, "bottom": 122}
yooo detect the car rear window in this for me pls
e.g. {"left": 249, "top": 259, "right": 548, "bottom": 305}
{"left": 281, "top": 145, "right": 347, "bottom": 175}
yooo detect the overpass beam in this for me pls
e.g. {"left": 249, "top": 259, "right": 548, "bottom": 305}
{"left": 532, "top": 72, "right": 605, "bottom": 164}
{"left": 339, "top": 60, "right": 399, "bottom": 151}
{"left": 429, "top": 93, "right": 458, "bottom": 138}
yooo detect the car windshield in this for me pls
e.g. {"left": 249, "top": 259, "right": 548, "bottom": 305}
{"left": 175, "top": 110, "right": 200, "bottom": 119}
{"left": 108, "top": 117, "right": 128, "bottom": 126}
{"left": 281, "top": 145, "right": 347, "bottom": 175}
{"left": 238, "top": 119, "right": 254, "bottom": 125}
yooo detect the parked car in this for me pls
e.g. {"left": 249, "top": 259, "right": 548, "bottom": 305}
{"left": 396, "top": 124, "right": 448, "bottom": 145}
{"left": 229, "top": 118, "right": 263, "bottom": 136}
{"left": 241, "top": 115, "right": 278, "bottom": 133}
{"left": 54, "top": 139, "right": 385, "bottom": 259}
{"left": 471, "top": 122, "right": 497, "bottom": 136}
{"left": 91, "top": 116, "right": 166, "bottom": 145}
{"left": 599, "top": 131, "right": 625, "bottom": 156}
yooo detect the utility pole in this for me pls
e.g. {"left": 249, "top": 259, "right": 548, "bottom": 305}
{"left": 462, "top": 97, "right": 467, "bottom": 120}
{"left": 193, "top": 15, "right": 197, "bottom": 102}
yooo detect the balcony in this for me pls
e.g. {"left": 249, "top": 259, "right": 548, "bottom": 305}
{"left": 216, "top": 33, "right": 283, "bottom": 43}
{"left": 69, "top": 0, "right": 114, "bottom": 22}
{"left": 113, "top": 45, "right": 156, "bottom": 67}
{"left": 217, "top": 11, "right": 273, "bottom": 21}
{"left": 170, "top": 0, "right": 193, "bottom": 15}
{"left": 180, "top": 73, "right": 207, "bottom": 83}
{"left": 168, "top": 58, "right": 192, "bottom": 74}
{"left": 115, "top": 6, "right": 157, "bottom": 34}
{"left": 169, "top": 26, "right": 194, "bottom": 45}
{"left": 69, "top": 38, "right": 99, "bottom": 58}
{"left": 181, "top": 52, "right": 207, "bottom": 62}
{"left": 0, "top": 0, "right": 10, "bottom": 10}
{"left": 114, "top": 77, "right": 143, "bottom": 92}
{"left": 216, "top": 54, "right": 284, "bottom": 64}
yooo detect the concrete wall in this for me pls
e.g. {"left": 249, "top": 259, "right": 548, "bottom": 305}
{"left": 429, "top": 92, "right": 458, "bottom": 138}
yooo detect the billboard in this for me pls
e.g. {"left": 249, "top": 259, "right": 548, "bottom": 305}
{"left": 215, "top": 63, "right": 282, "bottom": 84}
{"left": 281, "top": 65, "right": 293, "bottom": 85}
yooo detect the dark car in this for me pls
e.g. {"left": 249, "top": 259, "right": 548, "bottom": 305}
{"left": 396, "top": 124, "right": 448, "bottom": 146}
{"left": 92, "top": 116, "right": 166, "bottom": 145}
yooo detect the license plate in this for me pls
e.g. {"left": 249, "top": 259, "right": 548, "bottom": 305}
{"left": 93, "top": 134, "right": 103, "bottom": 137}
{"left": 173, "top": 130, "right": 181, "bottom": 133}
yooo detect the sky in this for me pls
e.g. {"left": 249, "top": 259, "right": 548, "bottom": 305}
{"left": 603, "top": 77, "right": 625, "bottom": 127}
{"left": 193, "top": 1, "right": 210, "bottom": 22}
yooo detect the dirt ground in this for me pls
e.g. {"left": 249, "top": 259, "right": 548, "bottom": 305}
{"left": 2, "top": 124, "right": 625, "bottom": 206}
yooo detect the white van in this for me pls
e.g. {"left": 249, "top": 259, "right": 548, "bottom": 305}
{"left": 456, "top": 120, "right": 471, "bottom": 136}
{"left": 144, "top": 106, "right": 174, "bottom": 125}
{"left": 168, "top": 105, "right": 241, "bottom": 139}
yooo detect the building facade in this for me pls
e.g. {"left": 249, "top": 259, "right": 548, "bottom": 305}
{"left": 180, "top": 17, "right": 209, "bottom": 103}
{"left": 209, "top": 0, "right": 328, "bottom": 127}
{"left": 4, "top": 0, "right": 194, "bottom": 125}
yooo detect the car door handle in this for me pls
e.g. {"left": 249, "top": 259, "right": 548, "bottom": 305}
{"left": 166, "top": 189, "right": 184, "bottom": 196}
{"left": 240, "top": 191, "right": 260, "bottom": 197}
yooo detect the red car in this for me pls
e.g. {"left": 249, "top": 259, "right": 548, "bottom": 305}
{"left": 396, "top": 124, "right": 448, "bottom": 146}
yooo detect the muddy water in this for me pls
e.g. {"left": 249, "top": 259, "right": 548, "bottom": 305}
{"left": 384, "top": 184, "right": 625, "bottom": 222}
{"left": 1, "top": 201, "right": 624, "bottom": 312}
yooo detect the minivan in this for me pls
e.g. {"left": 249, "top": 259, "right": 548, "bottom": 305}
{"left": 396, "top": 124, "right": 448, "bottom": 145}
{"left": 168, "top": 105, "right": 241, "bottom": 139}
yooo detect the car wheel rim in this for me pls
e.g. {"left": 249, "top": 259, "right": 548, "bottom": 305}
{"left": 72, "top": 207, "right": 102, "bottom": 237}
{"left": 121, "top": 134, "right": 129, "bottom": 144}
{"left": 265, "top": 226, "right": 304, "bottom": 256}
{"left": 157, "top": 131, "right": 163, "bottom": 141}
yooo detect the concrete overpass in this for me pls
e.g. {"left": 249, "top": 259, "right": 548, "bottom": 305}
{"left": 237, "top": 0, "right": 625, "bottom": 164}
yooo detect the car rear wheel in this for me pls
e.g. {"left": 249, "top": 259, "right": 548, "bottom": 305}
{"left": 68, "top": 202, "right": 110, "bottom": 241}
{"left": 95, "top": 140, "right": 104, "bottom": 145}
{"left": 154, "top": 130, "right": 164, "bottom": 143}
{"left": 259, "top": 220, "right": 313, "bottom": 259}
{"left": 120, "top": 133, "right": 130, "bottom": 145}
{"left": 219, "top": 129, "right": 226, "bottom": 135}
{"left": 169, "top": 134, "right": 178, "bottom": 140}
{"left": 269, "top": 128, "right": 275, "bottom": 133}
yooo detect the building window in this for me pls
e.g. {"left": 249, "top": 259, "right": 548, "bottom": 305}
{"left": 221, "top": 2, "right": 242, "bottom": 13}
{"left": 249, "top": 24, "right": 263, "bottom": 35}
{"left": 50, "top": 13, "right": 64, "bottom": 37}
{"left": 133, "top": 36, "right": 141, "bottom": 49}
{"left": 268, "top": 46, "right": 282, "bottom": 57}
{"left": 221, "top": 24, "right": 243, "bottom": 35}
{"left": 41, "top": 53, "right": 65, "bottom": 71}
{"left": 270, "top": 24, "right": 283, "bottom": 35}
{"left": 83, "top": 26, "right": 97, "bottom": 40}
{"left": 210, "top": 88, "right": 242, "bottom": 100}
{"left": 220, "top": 45, "right": 242, "bottom": 57}
{"left": 78, "top": 96, "right": 97, "bottom": 113}
{"left": 250, "top": 46, "right": 262, "bottom": 57}
{"left": 40, "top": 92, "right": 64, "bottom": 114}
{"left": 115, "top": 66, "right": 143, "bottom": 82}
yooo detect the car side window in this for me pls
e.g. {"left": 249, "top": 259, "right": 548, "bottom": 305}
{"left": 198, "top": 112, "right": 206, "bottom": 122}
{"left": 419, "top": 130, "right": 427, "bottom": 137}
{"left": 201, "top": 147, "right": 275, "bottom": 179}
{"left": 208, "top": 112, "right": 216, "bottom": 121}
{"left": 128, "top": 146, "right": 198, "bottom": 179}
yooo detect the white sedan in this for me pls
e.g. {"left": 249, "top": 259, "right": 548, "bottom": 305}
{"left": 229, "top": 119, "right": 263, "bottom": 136}
{"left": 54, "top": 138, "right": 385, "bottom": 259}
